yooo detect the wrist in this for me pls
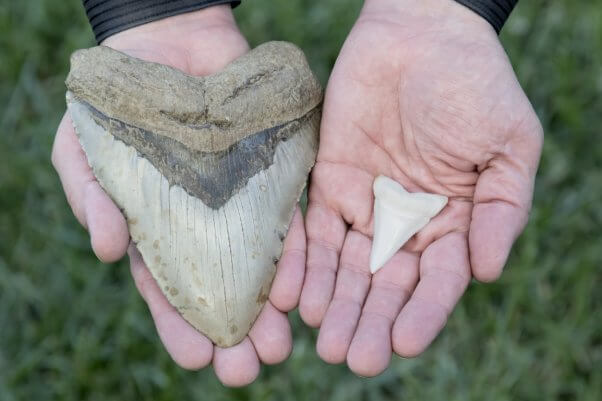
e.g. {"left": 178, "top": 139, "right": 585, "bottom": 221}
{"left": 85, "top": 0, "right": 241, "bottom": 44}
{"left": 99, "top": 5, "right": 249, "bottom": 73}
{"left": 102, "top": 5, "right": 239, "bottom": 48}
{"left": 361, "top": 0, "right": 495, "bottom": 36}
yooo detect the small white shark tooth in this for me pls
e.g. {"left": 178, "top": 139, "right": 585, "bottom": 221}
{"left": 369, "top": 176, "right": 448, "bottom": 273}
{"left": 65, "top": 42, "right": 322, "bottom": 347}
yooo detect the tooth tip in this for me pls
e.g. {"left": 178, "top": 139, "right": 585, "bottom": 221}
{"left": 370, "top": 264, "right": 382, "bottom": 274}
{"left": 369, "top": 246, "right": 390, "bottom": 273}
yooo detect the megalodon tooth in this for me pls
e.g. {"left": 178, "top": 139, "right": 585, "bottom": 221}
{"left": 65, "top": 42, "right": 322, "bottom": 347}
{"left": 370, "top": 176, "right": 448, "bottom": 273}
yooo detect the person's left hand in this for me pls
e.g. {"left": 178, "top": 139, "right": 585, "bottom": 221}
{"left": 299, "top": 0, "right": 543, "bottom": 376}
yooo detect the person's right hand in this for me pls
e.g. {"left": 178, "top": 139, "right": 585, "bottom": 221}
{"left": 52, "top": 5, "right": 307, "bottom": 387}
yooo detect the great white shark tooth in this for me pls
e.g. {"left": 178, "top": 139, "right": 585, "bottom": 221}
{"left": 370, "top": 176, "right": 448, "bottom": 273}
{"left": 65, "top": 42, "right": 322, "bottom": 347}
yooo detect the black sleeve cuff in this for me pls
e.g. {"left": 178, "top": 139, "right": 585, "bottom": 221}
{"left": 83, "top": 0, "right": 241, "bottom": 44}
{"left": 452, "top": 0, "right": 518, "bottom": 34}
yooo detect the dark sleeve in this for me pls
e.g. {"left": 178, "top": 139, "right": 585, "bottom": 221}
{"left": 452, "top": 0, "right": 518, "bottom": 33}
{"left": 83, "top": 0, "right": 241, "bottom": 44}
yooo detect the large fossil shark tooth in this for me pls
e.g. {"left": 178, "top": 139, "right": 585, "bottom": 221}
{"left": 65, "top": 42, "right": 322, "bottom": 347}
{"left": 370, "top": 176, "right": 448, "bottom": 273}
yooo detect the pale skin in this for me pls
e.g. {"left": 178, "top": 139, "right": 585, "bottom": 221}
{"left": 299, "top": 0, "right": 543, "bottom": 376}
{"left": 52, "top": 0, "right": 543, "bottom": 384}
{"left": 52, "top": 5, "right": 307, "bottom": 387}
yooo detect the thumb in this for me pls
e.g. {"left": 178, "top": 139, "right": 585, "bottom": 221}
{"left": 469, "top": 118, "right": 543, "bottom": 282}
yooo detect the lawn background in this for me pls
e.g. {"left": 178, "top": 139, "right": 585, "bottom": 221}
{"left": 1, "top": 0, "right": 601, "bottom": 400}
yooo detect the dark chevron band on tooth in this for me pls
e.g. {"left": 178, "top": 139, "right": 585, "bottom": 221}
{"left": 81, "top": 99, "right": 320, "bottom": 209}
{"left": 65, "top": 42, "right": 322, "bottom": 346}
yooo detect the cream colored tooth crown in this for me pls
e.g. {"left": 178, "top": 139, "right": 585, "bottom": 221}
{"left": 369, "top": 176, "right": 448, "bottom": 273}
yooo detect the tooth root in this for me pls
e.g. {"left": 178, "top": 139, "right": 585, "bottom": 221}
{"left": 369, "top": 176, "right": 448, "bottom": 274}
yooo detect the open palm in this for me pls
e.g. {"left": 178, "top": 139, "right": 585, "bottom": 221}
{"left": 299, "top": 0, "right": 542, "bottom": 377}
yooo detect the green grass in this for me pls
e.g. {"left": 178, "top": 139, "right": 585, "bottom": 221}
{"left": 1, "top": 0, "right": 601, "bottom": 400}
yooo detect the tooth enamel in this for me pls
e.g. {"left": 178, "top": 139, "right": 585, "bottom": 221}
{"left": 369, "top": 176, "right": 447, "bottom": 273}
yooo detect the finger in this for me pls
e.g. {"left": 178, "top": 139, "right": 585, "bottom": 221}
{"left": 392, "top": 232, "right": 471, "bottom": 358}
{"left": 213, "top": 338, "right": 260, "bottom": 387}
{"left": 270, "top": 207, "right": 306, "bottom": 312}
{"left": 85, "top": 183, "right": 130, "bottom": 262}
{"left": 470, "top": 201, "right": 525, "bottom": 282}
{"left": 316, "top": 231, "right": 371, "bottom": 364}
{"left": 52, "top": 114, "right": 128, "bottom": 262}
{"left": 128, "top": 245, "right": 213, "bottom": 370}
{"left": 299, "top": 199, "right": 346, "bottom": 327}
{"left": 470, "top": 121, "right": 543, "bottom": 282}
{"left": 248, "top": 302, "right": 292, "bottom": 364}
{"left": 347, "top": 250, "right": 419, "bottom": 377}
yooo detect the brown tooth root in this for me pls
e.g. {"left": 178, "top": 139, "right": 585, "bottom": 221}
{"left": 66, "top": 42, "right": 322, "bottom": 347}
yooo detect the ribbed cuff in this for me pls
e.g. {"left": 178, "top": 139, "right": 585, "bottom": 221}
{"left": 452, "top": 0, "right": 518, "bottom": 34}
{"left": 83, "top": 0, "right": 241, "bottom": 44}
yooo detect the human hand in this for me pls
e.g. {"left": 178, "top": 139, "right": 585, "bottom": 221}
{"left": 52, "top": 5, "right": 307, "bottom": 386}
{"left": 299, "top": 0, "right": 543, "bottom": 376}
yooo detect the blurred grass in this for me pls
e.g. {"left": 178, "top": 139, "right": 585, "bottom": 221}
{"left": 0, "top": 0, "right": 601, "bottom": 400}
